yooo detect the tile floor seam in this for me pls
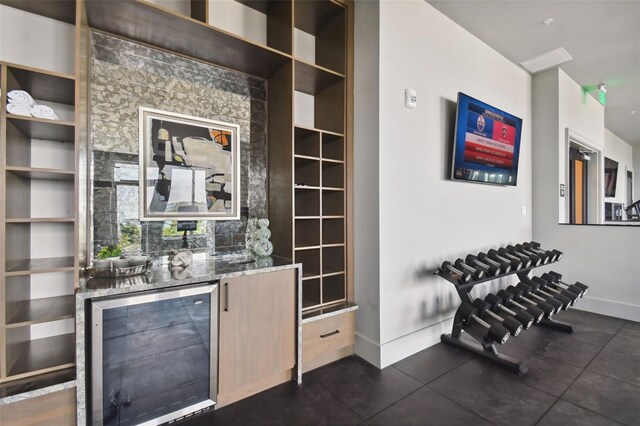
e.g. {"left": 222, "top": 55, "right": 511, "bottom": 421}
{"left": 392, "top": 355, "right": 471, "bottom": 386}
{"left": 554, "top": 398, "right": 629, "bottom": 426}
{"left": 534, "top": 322, "right": 629, "bottom": 426}
{"left": 506, "top": 336, "right": 601, "bottom": 370}
{"left": 425, "top": 382, "right": 499, "bottom": 425}
{"left": 308, "top": 372, "right": 368, "bottom": 423}
{"left": 359, "top": 382, "right": 430, "bottom": 423}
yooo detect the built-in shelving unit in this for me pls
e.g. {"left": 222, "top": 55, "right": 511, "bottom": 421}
{"left": 1, "top": 55, "right": 79, "bottom": 385}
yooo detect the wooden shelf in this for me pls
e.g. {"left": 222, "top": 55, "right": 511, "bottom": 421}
{"left": 6, "top": 295, "right": 75, "bottom": 327}
{"left": 6, "top": 166, "right": 75, "bottom": 181}
{"left": 295, "top": 60, "right": 344, "bottom": 95}
{"left": 5, "top": 63, "right": 76, "bottom": 104}
{"left": 6, "top": 115, "right": 75, "bottom": 143}
{"left": 322, "top": 271, "right": 345, "bottom": 278}
{"left": 85, "top": 0, "right": 292, "bottom": 79}
{"left": 0, "top": 0, "right": 76, "bottom": 24}
{"left": 294, "top": 154, "right": 321, "bottom": 161}
{"left": 294, "top": 124, "right": 344, "bottom": 137}
{"left": 295, "top": 0, "right": 344, "bottom": 35}
{"left": 5, "top": 256, "right": 75, "bottom": 275}
{"left": 7, "top": 333, "right": 75, "bottom": 378}
{"left": 5, "top": 218, "right": 75, "bottom": 223}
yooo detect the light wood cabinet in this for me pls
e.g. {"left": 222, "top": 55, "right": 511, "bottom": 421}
{"left": 302, "top": 310, "right": 355, "bottom": 373}
{"left": 217, "top": 269, "right": 296, "bottom": 406}
{"left": 0, "top": 387, "right": 76, "bottom": 426}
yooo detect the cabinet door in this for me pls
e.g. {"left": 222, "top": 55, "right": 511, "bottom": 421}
{"left": 218, "top": 269, "right": 296, "bottom": 405}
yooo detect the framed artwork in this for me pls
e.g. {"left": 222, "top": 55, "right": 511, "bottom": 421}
{"left": 138, "top": 107, "right": 240, "bottom": 221}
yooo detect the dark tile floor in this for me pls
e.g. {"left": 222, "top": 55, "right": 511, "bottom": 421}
{"left": 179, "top": 309, "right": 639, "bottom": 426}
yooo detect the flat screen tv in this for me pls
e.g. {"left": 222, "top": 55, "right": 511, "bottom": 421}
{"left": 451, "top": 93, "right": 523, "bottom": 186}
{"left": 604, "top": 157, "right": 618, "bottom": 197}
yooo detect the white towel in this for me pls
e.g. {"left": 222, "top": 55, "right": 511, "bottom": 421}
{"left": 7, "top": 90, "right": 35, "bottom": 107}
{"left": 31, "top": 104, "right": 59, "bottom": 120}
{"left": 6, "top": 103, "right": 33, "bottom": 117}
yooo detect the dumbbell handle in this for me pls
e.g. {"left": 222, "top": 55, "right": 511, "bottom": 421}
{"left": 516, "top": 246, "right": 548, "bottom": 264}
{"left": 443, "top": 263, "right": 465, "bottom": 277}
{"left": 465, "top": 255, "right": 498, "bottom": 276}
{"left": 507, "top": 299, "right": 529, "bottom": 312}
{"left": 472, "top": 314, "right": 492, "bottom": 329}
{"left": 487, "top": 250, "right": 512, "bottom": 264}
{"left": 477, "top": 254, "right": 502, "bottom": 267}
{"left": 497, "top": 304, "right": 518, "bottom": 317}
{"left": 485, "top": 309, "right": 505, "bottom": 323}
{"left": 454, "top": 259, "right": 484, "bottom": 279}
{"left": 506, "top": 247, "right": 532, "bottom": 261}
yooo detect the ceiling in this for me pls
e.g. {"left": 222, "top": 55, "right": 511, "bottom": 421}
{"left": 428, "top": 0, "right": 640, "bottom": 146}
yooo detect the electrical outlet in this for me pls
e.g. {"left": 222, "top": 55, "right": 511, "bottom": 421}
{"left": 521, "top": 206, "right": 527, "bottom": 216}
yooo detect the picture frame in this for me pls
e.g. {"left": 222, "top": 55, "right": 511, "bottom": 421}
{"left": 138, "top": 107, "right": 240, "bottom": 221}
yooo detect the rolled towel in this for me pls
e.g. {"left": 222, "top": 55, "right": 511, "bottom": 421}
{"left": 6, "top": 103, "right": 33, "bottom": 117}
{"left": 7, "top": 90, "right": 35, "bottom": 107}
{"left": 31, "top": 104, "right": 59, "bottom": 120}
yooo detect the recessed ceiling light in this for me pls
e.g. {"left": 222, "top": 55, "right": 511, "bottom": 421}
{"left": 520, "top": 47, "right": 573, "bottom": 74}
{"left": 543, "top": 18, "right": 554, "bottom": 26}
{"left": 632, "top": 111, "right": 638, "bottom": 115}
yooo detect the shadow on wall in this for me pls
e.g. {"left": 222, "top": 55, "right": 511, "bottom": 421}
{"left": 441, "top": 96, "right": 457, "bottom": 181}
{"left": 414, "top": 262, "right": 460, "bottom": 320}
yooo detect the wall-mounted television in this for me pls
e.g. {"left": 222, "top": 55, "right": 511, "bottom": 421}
{"left": 451, "top": 93, "right": 523, "bottom": 186}
{"left": 604, "top": 157, "right": 618, "bottom": 198}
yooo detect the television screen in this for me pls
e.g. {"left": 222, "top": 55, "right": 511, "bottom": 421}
{"left": 604, "top": 157, "right": 618, "bottom": 197}
{"left": 451, "top": 93, "right": 523, "bottom": 186}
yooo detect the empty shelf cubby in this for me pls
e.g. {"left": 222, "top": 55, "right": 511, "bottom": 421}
{"left": 322, "top": 190, "right": 344, "bottom": 216}
{"left": 322, "top": 246, "right": 345, "bottom": 275}
{"left": 295, "top": 248, "right": 321, "bottom": 278}
{"left": 295, "top": 126, "right": 321, "bottom": 157}
{"left": 322, "top": 133, "right": 344, "bottom": 161}
{"left": 295, "top": 219, "right": 320, "bottom": 248}
{"left": 322, "top": 218, "right": 344, "bottom": 245}
{"left": 295, "top": 157, "right": 320, "bottom": 187}
{"left": 322, "top": 161, "right": 344, "bottom": 189}
{"left": 322, "top": 273, "right": 346, "bottom": 304}
{"left": 302, "top": 278, "right": 321, "bottom": 309}
{"left": 295, "top": 188, "right": 320, "bottom": 217}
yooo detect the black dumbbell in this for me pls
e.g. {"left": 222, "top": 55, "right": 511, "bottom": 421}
{"left": 440, "top": 261, "right": 472, "bottom": 283}
{"left": 521, "top": 242, "right": 557, "bottom": 263}
{"left": 496, "top": 289, "right": 545, "bottom": 323}
{"left": 503, "top": 286, "right": 556, "bottom": 318}
{"left": 497, "top": 247, "right": 532, "bottom": 269}
{"left": 547, "top": 271, "right": 589, "bottom": 295}
{"left": 540, "top": 273, "right": 584, "bottom": 298}
{"left": 458, "top": 303, "right": 510, "bottom": 344}
{"left": 530, "top": 276, "right": 579, "bottom": 305}
{"left": 487, "top": 249, "right": 522, "bottom": 270}
{"left": 529, "top": 242, "right": 563, "bottom": 261}
{"left": 466, "top": 254, "right": 501, "bottom": 277}
{"left": 514, "top": 244, "right": 550, "bottom": 264}
{"left": 472, "top": 298, "right": 523, "bottom": 337}
{"left": 515, "top": 282, "right": 565, "bottom": 312}
{"left": 454, "top": 258, "right": 485, "bottom": 280}
{"left": 506, "top": 245, "right": 543, "bottom": 267}
{"left": 484, "top": 293, "right": 534, "bottom": 329}
{"left": 477, "top": 252, "right": 511, "bottom": 274}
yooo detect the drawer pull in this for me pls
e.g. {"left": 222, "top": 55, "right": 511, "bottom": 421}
{"left": 320, "top": 330, "right": 340, "bottom": 339}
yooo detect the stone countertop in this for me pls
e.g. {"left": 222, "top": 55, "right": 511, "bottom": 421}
{"left": 77, "top": 254, "right": 300, "bottom": 300}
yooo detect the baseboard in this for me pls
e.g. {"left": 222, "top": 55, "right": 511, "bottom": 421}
{"left": 574, "top": 296, "right": 640, "bottom": 322}
{"left": 378, "top": 317, "right": 454, "bottom": 368}
{"left": 355, "top": 333, "right": 381, "bottom": 368}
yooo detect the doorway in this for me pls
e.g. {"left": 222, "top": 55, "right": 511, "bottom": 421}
{"left": 569, "top": 147, "right": 588, "bottom": 224}
{"left": 627, "top": 170, "right": 633, "bottom": 207}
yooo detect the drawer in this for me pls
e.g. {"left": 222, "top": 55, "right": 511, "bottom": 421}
{"left": 0, "top": 387, "right": 76, "bottom": 426}
{"left": 303, "top": 311, "right": 355, "bottom": 372}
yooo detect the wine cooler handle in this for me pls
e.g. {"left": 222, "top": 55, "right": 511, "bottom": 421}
{"left": 224, "top": 282, "right": 229, "bottom": 312}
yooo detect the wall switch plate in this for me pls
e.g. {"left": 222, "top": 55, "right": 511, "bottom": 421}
{"left": 560, "top": 184, "right": 565, "bottom": 197}
{"left": 521, "top": 206, "right": 527, "bottom": 216}
{"left": 405, "top": 89, "right": 417, "bottom": 109}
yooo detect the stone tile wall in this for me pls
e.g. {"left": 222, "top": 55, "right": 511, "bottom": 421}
{"left": 90, "top": 32, "right": 267, "bottom": 258}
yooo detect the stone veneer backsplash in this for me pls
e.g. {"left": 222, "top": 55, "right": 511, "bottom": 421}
{"left": 90, "top": 32, "right": 268, "bottom": 258}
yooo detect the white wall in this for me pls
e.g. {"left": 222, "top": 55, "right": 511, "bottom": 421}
{"left": 207, "top": 1, "right": 267, "bottom": 45}
{"left": 604, "top": 129, "right": 634, "bottom": 208}
{"left": 532, "top": 69, "right": 640, "bottom": 322}
{"left": 354, "top": 0, "right": 381, "bottom": 366}
{"left": 353, "top": 0, "right": 533, "bottom": 368}
{"left": 635, "top": 148, "right": 640, "bottom": 203}
{"left": 0, "top": 5, "right": 75, "bottom": 75}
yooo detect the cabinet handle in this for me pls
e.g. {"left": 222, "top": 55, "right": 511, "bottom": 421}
{"left": 320, "top": 330, "right": 340, "bottom": 339}
{"left": 224, "top": 282, "right": 229, "bottom": 312}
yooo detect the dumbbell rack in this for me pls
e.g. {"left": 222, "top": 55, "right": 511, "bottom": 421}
{"left": 436, "top": 259, "right": 575, "bottom": 375}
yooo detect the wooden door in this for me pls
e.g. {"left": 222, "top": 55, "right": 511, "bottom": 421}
{"left": 569, "top": 148, "right": 588, "bottom": 224}
{"left": 218, "top": 269, "right": 296, "bottom": 406}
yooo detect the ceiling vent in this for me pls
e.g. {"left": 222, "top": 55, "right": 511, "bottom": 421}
{"left": 520, "top": 47, "right": 573, "bottom": 74}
